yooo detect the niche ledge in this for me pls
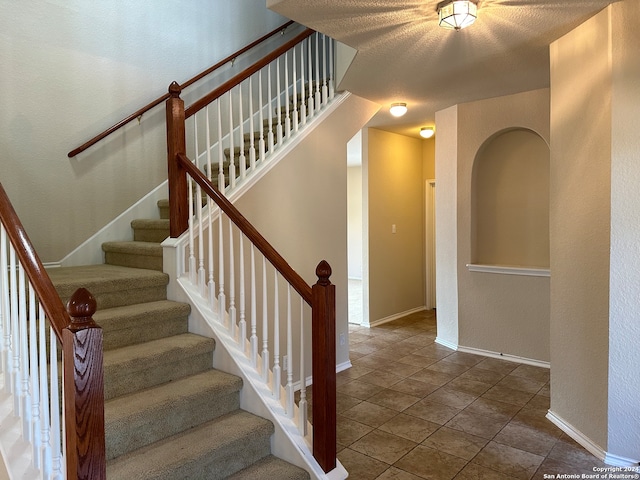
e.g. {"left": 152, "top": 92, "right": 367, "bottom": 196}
{"left": 466, "top": 264, "right": 550, "bottom": 277}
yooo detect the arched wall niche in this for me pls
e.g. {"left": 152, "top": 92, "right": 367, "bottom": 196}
{"left": 471, "top": 127, "right": 550, "bottom": 268}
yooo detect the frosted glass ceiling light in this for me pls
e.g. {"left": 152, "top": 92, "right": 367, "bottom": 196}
{"left": 389, "top": 103, "right": 408, "bottom": 117}
{"left": 437, "top": 0, "right": 478, "bottom": 31}
{"left": 420, "top": 127, "right": 435, "bottom": 139}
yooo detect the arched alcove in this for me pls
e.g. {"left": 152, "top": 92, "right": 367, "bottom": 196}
{"left": 471, "top": 128, "right": 550, "bottom": 268}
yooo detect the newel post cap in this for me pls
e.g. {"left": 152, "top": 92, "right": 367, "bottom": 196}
{"left": 315, "top": 260, "right": 332, "bottom": 286}
{"left": 168, "top": 81, "right": 182, "bottom": 97}
{"left": 66, "top": 288, "right": 99, "bottom": 330}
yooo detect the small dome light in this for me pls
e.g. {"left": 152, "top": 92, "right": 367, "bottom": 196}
{"left": 389, "top": 103, "right": 408, "bottom": 117}
{"left": 420, "top": 127, "right": 435, "bottom": 139}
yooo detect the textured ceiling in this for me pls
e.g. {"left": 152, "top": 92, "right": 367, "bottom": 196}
{"left": 268, "top": 0, "right": 615, "bottom": 138}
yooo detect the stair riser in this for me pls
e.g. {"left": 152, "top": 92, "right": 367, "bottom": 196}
{"left": 104, "top": 252, "right": 164, "bottom": 272}
{"left": 133, "top": 229, "right": 170, "bottom": 243}
{"left": 104, "top": 350, "right": 213, "bottom": 400}
{"left": 102, "top": 317, "right": 187, "bottom": 350}
{"left": 106, "top": 390, "right": 239, "bottom": 460}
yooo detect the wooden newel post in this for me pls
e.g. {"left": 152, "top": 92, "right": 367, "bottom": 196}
{"left": 311, "top": 260, "right": 337, "bottom": 473}
{"left": 166, "top": 81, "right": 189, "bottom": 237}
{"left": 62, "top": 288, "right": 106, "bottom": 480}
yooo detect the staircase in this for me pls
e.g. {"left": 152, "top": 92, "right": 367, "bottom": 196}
{"left": 48, "top": 202, "right": 309, "bottom": 479}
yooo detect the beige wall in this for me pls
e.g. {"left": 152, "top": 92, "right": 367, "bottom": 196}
{"left": 550, "top": 7, "right": 611, "bottom": 451}
{"left": 365, "top": 128, "right": 425, "bottom": 323}
{"left": 347, "top": 166, "right": 363, "bottom": 279}
{"left": 234, "top": 94, "right": 379, "bottom": 367}
{"left": 0, "top": 1, "right": 287, "bottom": 262}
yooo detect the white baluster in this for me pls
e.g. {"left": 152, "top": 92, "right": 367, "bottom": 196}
{"left": 248, "top": 77, "right": 256, "bottom": 172}
{"left": 0, "top": 225, "right": 11, "bottom": 393}
{"left": 38, "top": 305, "right": 52, "bottom": 478}
{"left": 258, "top": 70, "right": 266, "bottom": 163}
{"left": 292, "top": 47, "right": 299, "bottom": 133}
{"left": 298, "top": 299, "right": 307, "bottom": 435}
{"left": 228, "top": 219, "right": 236, "bottom": 338}
{"left": 49, "top": 331, "right": 63, "bottom": 479}
{"left": 329, "top": 36, "right": 335, "bottom": 100}
{"left": 187, "top": 154, "right": 196, "bottom": 285}
{"left": 238, "top": 235, "right": 246, "bottom": 346}
{"left": 268, "top": 64, "right": 275, "bottom": 155}
{"left": 284, "top": 52, "right": 291, "bottom": 139}
{"left": 315, "top": 32, "right": 321, "bottom": 111}
{"left": 18, "top": 265, "right": 31, "bottom": 439}
{"left": 250, "top": 246, "right": 258, "bottom": 367}
{"left": 218, "top": 213, "right": 226, "bottom": 324}
{"left": 261, "top": 257, "right": 269, "bottom": 383}
{"left": 228, "top": 90, "right": 236, "bottom": 190}
{"left": 307, "top": 38, "right": 315, "bottom": 118}
{"left": 29, "top": 286, "right": 42, "bottom": 468}
{"left": 217, "top": 99, "right": 225, "bottom": 191}
{"left": 276, "top": 58, "right": 283, "bottom": 148}
{"left": 194, "top": 114, "right": 206, "bottom": 295}
{"left": 238, "top": 82, "right": 246, "bottom": 181}
{"left": 285, "top": 285, "right": 294, "bottom": 417}
{"left": 322, "top": 34, "right": 329, "bottom": 105}
{"left": 272, "top": 272, "right": 280, "bottom": 400}
{"left": 9, "top": 245, "right": 19, "bottom": 405}
{"left": 300, "top": 42, "right": 307, "bottom": 126}
{"left": 205, "top": 106, "right": 216, "bottom": 307}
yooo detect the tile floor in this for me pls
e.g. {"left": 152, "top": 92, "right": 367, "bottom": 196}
{"left": 318, "top": 310, "right": 608, "bottom": 479}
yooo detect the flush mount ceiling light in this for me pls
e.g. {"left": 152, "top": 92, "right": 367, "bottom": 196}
{"left": 389, "top": 103, "right": 408, "bottom": 117}
{"left": 420, "top": 127, "right": 435, "bottom": 139}
{"left": 437, "top": 0, "right": 478, "bottom": 31}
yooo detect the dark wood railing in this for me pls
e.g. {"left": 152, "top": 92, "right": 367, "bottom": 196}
{"left": 167, "top": 81, "right": 337, "bottom": 472}
{"left": 68, "top": 20, "right": 294, "bottom": 158}
{"left": 0, "top": 183, "right": 106, "bottom": 480}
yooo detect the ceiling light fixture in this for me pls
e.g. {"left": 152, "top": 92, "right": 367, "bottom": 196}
{"left": 420, "top": 127, "right": 435, "bottom": 139}
{"left": 437, "top": 0, "right": 478, "bottom": 31}
{"left": 389, "top": 103, "right": 408, "bottom": 117}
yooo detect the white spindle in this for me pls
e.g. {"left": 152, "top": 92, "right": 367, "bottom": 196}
{"left": 284, "top": 53, "right": 291, "bottom": 140}
{"left": 276, "top": 58, "right": 283, "bottom": 147}
{"left": 228, "top": 219, "right": 236, "bottom": 338}
{"left": 19, "top": 264, "right": 31, "bottom": 439}
{"left": 322, "top": 34, "right": 328, "bottom": 105}
{"left": 307, "top": 38, "right": 315, "bottom": 117}
{"left": 315, "top": 32, "right": 321, "bottom": 111}
{"left": 9, "top": 245, "right": 19, "bottom": 404}
{"left": 194, "top": 114, "right": 206, "bottom": 294}
{"left": 187, "top": 124, "right": 196, "bottom": 285}
{"left": 298, "top": 298, "right": 307, "bottom": 435}
{"left": 329, "top": 36, "right": 335, "bottom": 100}
{"left": 250, "top": 246, "right": 258, "bottom": 367}
{"left": 28, "top": 286, "right": 42, "bottom": 468}
{"left": 228, "top": 91, "right": 236, "bottom": 190}
{"left": 300, "top": 42, "right": 307, "bottom": 126}
{"left": 272, "top": 271, "right": 280, "bottom": 400}
{"left": 238, "top": 83, "right": 246, "bottom": 181}
{"left": 218, "top": 213, "right": 226, "bottom": 324}
{"left": 261, "top": 257, "right": 269, "bottom": 383}
{"left": 285, "top": 285, "right": 294, "bottom": 417}
{"left": 248, "top": 77, "right": 256, "bottom": 172}
{"left": 292, "top": 47, "right": 299, "bottom": 133}
{"left": 49, "top": 331, "right": 63, "bottom": 479}
{"left": 267, "top": 65, "right": 275, "bottom": 155}
{"left": 38, "top": 304, "right": 52, "bottom": 478}
{"left": 258, "top": 70, "right": 266, "bottom": 163}
{"left": 238, "top": 235, "right": 246, "bottom": 346}
{"left": 0, "top": 225, "right": 11, "bottom": 393}
{"left": 205, "top": 106, "right": 217, "bottom": 307}
{"left": 217, "top": 99, "right": 225, "bottom": 191}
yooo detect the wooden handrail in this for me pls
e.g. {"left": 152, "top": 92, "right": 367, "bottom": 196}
{"left": 176, "top": 153, "right": 313, "bottom": 303}
{"left": 0, "top": 183, "right": 106, "bottom": 480}
{"left": 67, "top": 20, "right": 295, "bottom": 158}
{"left": 185, "top": 28, "right": 315, "bottom": 118}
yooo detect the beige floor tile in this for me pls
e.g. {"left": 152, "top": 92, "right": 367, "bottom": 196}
{"left": 358, "top": 370, "right": 405, "bottom": 388}
{"left": 463, "top": 397, "right": 521, "bottom": 422}
{"left": 337, "top": 416, "right": 374, "bottom": 446}
{"left": 427, "top": 360, "right": 472, "bottom": 376}
{"left": 510, "top": 364, "right": 551, "bottom": 383}
{"left": 494, "top": 421, "right": 560, "bottom": 456}
{"left": 481, "top": 384, "right": 534, "bottom": 407}
{"left": 474, "top": 358, "right": 519, "bottom": 375}
{"left": 473, "top": 442, "right": 544, "bottom": 480}
{"left": 496, "top": 374, "right": 546, "bottom": 394}
{"left": 440, "top": 352, "right": 485, "bottom": 367}
{"left": 338, "top": 448, "right": 390, "bottom": 480}
{"left": 409, "top": 368, "right": 457, "bottom": 386}
{"left": 367, "top": 388, "right": 421, "bottom": 412}
{"left": 445, "top": 410, "right": 509, "bottom": 439}
{"left": 375, "top": 466, "right": 424, "bottom": 480}
{"left": 446, "top": 377, "right": 492, "bottom": 396}
{"left": 404, "top": 398, "right": 461, "bottom": 425}
{"left": 457, "top": 367, "right": 506, "bottom": 385}
{"left": 394, "top": 445, "right": 467, "bottom": 480}
{"left": 425, "top": 387, "right": 479, "bottom": 410}
{"left": 378, "top": 413, "right": 441, "bottom": 443}
{"left": 388, "top": 378, "right": 441, "bottom": 397}
{"left": 351, "top": 430, "right": 418, "bottom": 465}
{"left": 396, "top": 354, "right": 440, "bottom": 368}
{"left": 454, "top": 462, "right": 515, "bottom": 480}
{"left": 422, "top": 426, "right": 488, "bottom": 461}
{"left": 343, "top": 401, "right": 399, "bottom": 428}
{"left": 337, "top": 379, "right": 385, "bottom": 400}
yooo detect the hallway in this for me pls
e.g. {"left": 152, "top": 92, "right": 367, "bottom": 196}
{"left": 329, "top": 311, "right": 606, "bottom": 479}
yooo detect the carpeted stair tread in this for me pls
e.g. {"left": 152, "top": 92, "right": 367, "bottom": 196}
{"left": 94, "top": 300, "right": 190, "bottom": 350}
{"left": 106, "top": 410, "right": 274, "bottom": 480}
{"left": 103, "top": 333, "right": 215, "bottom": 400}
{"left": 227, "top": 455, "right": 310, "bottom": 480}
{"left": 131, "top": 219, "right": 170, "bottom": 243}
{"left": 49, "top": 264, "right": 168, "bottom": 308}
{"left": 102, "top": 241, "right": 163, "bottom": 271}
{"left": 157, "top": 199, "right": 169, "bottom": 219}
{"left": 105, "top": 369, "right": 242, "bottom": 460}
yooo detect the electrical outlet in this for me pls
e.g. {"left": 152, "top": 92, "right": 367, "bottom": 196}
{"left": 283, "top": 355, "right": 288, "bottom": 371}
{"left": 339, "top": 333, "right": 346, "bottom": 346}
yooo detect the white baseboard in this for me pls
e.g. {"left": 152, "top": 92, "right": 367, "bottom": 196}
{"left": 603, "top": 452, "right": 640, "bottom": 468}
{"left": 435, "top": 336, "right": 458, "bottom": 351}
{"left": 369, "top": 306, "right": 426, "bottom": 327}
{"left": 456, "top": 345, "right": 550, "bottom": 369}
{"left": 546, "top": 410, "right": 606, "bottom": 462}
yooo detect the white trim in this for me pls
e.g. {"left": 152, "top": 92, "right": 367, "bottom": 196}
{"left": 603, "top": 452, "right": 640, "bottom": 468}
{"left": 369, "top": 306, "right": 426, "bottom": 327}
{"left": 435, "top": 336, "right": 458, "bottom": 351}
{"left": 466, "top": 263, "right": 550, "bottom": 277}
{"left": 546, "top": 410, "right": 607, "bottom": 462}
{"left": 456, "top": 345, "right": 550, "bottom": 368}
